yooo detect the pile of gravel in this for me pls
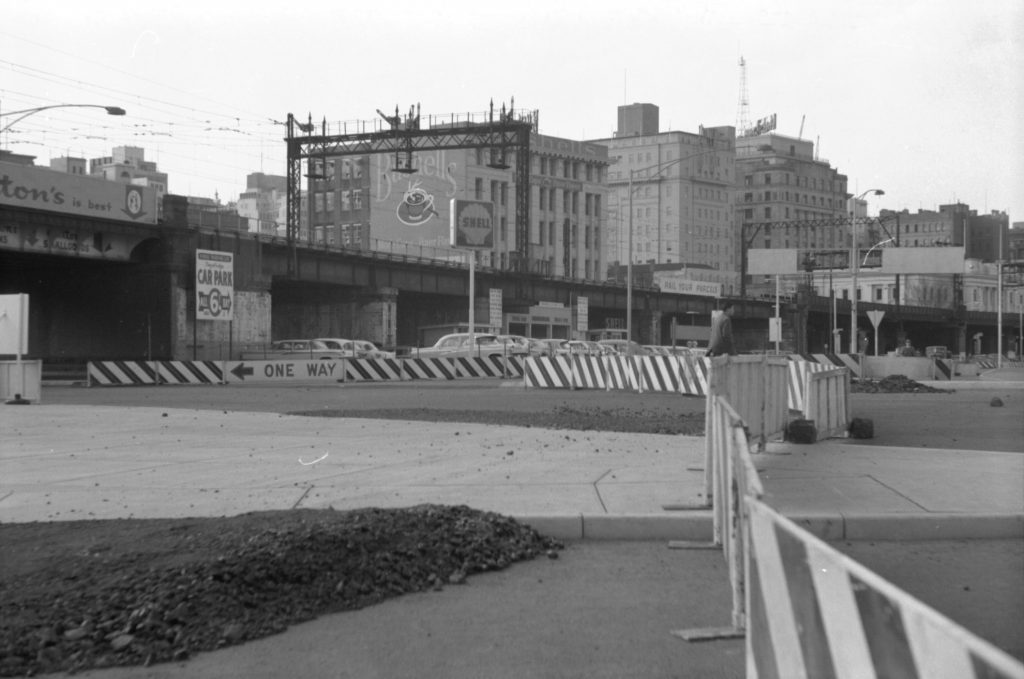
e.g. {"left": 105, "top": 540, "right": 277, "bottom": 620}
{"left": 851, "top": 374, "right": 952, "bottom": 394}
{"left": 0, "top": 505, "right": 562, "bottom": 677}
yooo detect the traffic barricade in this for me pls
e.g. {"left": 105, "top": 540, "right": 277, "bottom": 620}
{"left": 678, "top": 354, "right": 710, "bottom": 396}
{"left": 400, "top": 356, "right": 456, "bottom": 380}
{"left": 523, "top": 355, "right": 572, "bottom": 388}
{"left": 673, "top": 385, "right": 763, "bottom": 641}
{"left": 570, "top": 354, "right": 606, "bottom": 390}
{"left": 603, "top": 355, "right": 640, "bottom": 391}
{"left": 343, "top": 357, "right": 407, "bottom": 382}
{"left": 638, "top": 355, "right": 683, "bottom": 393}
{"left": 745, "top": 499, "right": 1024, "bottom": 679}
{"left": 802, "top": 366, "right": 851, "bottom": 440}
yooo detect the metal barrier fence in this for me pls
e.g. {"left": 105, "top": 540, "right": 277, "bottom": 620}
{"left": 673, "top": 358, "right": 1024, "bottom": 677}
{"left": 745, "top": 499, "right": 1023, "bottom": 678}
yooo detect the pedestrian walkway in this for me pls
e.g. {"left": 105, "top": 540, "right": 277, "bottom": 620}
{"left": 2, "top": 401, "right": 1021, "bottom": 541}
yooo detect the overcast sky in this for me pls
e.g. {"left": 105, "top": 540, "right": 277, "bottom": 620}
{"left": 2, "top": 0, "right": 1020, "bottom": 223}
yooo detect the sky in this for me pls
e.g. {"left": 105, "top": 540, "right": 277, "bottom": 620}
{"left": 2, "top": 0, "right": 1021, "bottom": 223}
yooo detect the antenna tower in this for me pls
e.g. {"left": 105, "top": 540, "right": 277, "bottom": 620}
{"left": 736, "top": 56, "right": 750, "bottom": 136}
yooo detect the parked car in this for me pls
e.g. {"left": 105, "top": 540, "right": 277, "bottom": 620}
{"left": 312, "top": 338, "right": 395, "bottom": 359}
{"left": 495, "top": 334, "right": 533, "bottom": 356}
{"left": 563, "top": 340, "right": 604, "bottom": 356}
{"left": 414, "top": 333, "right": 508, "bottom": 359}
{"left": 242, "top": 339, "right": 349, "bottom": 360}
{"left": 597, "top": 339, "right": 651, "bottom": 356}
{"left": 529, "top": 338, "right": 568, "bottom": 357}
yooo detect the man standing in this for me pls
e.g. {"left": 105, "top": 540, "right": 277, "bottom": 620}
{"left": 708, "top": 302, "right": 737, "bottom": 357}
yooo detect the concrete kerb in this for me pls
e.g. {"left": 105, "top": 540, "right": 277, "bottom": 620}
{"left": 515, "top": 512, "right": 1024, "bottom": 542}
{"left": 777, "top": 512, "right": 1024, "bottom": 542}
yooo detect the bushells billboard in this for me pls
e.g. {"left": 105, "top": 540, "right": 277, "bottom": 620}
{"left": 370, "top": 151, "right": 460, "bottom": 246}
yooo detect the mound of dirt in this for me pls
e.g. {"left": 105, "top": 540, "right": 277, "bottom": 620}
{"left": 0, "top": 506, "right": 561, "bottom": 677}
{"left": 851, "top": 374, "right": 953, "bottom": 394}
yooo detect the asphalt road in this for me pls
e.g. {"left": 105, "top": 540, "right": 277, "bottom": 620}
{"left": 40, "top": 379, "right": 1024, "bottom": 453}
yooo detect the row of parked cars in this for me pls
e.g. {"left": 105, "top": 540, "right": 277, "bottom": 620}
{"left": 243, "top": 338, "right": 395, "bottom": 360}
{"left": 405, "top": 333, "right": 705, "bottom": 359}
{"left": 243, "top": 333, "right": 707, "bottom": 362}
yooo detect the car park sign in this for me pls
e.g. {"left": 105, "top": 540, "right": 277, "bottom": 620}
{"left": 196, "top": 249, "right": 234, "bottom": 321}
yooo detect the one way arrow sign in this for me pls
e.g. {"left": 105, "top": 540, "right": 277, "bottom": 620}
{"left": 231, "top": 363, "right": 254, "bottom": 380}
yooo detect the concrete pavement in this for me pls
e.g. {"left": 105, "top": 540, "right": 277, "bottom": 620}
{"left": 2, "top": 380, "right": 1022, "bottom": 541}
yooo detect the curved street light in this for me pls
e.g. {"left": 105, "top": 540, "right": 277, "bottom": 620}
{"left": 861, "top": 236, "right": 895, "bottom": 266}
{"left": 849, "top": 188, "right": 885, "bottom": 353}
{"left": 0, "top": 104, "right": 126, "bottom": 135}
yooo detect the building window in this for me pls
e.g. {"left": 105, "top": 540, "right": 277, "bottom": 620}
{"left": 475, "top": 178, "right": 483, "bottom": 200}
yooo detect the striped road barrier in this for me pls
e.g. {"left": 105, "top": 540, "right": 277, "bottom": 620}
{"left": 401, "top": 357, "right": 456, "bottom": 380}
{"left": 523, "top": 356, "right": 572, "bottom": 388}
{"left": 603, "top": 355, "right": 641, "bottom": 392}
{"left": 746, "top": 499, "right": 1024, "bottom": 679}
{"left": 343, "top": 357, "right": 406, "bottom": 382}
{"left": 570, "top": 355, "right": 607, "bottom": 389}
{"left": 789, "top": 352, "right": 862, "bottom": 378}
{"left": 638, "top": 355, "right": 684, "bottom": 393}
{"left": 678, "top": 354, "right": 710, "bottom": 396}
{"left": 88, "top": 360, "right": 223, "bottom": 386}
{"left": 452, "top": 355, "right": 524, "bottom": 379}
{"left": 787, "top": 359, "right": 832, "bottom": 411}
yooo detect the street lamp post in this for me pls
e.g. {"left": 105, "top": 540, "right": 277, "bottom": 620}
{"left": 625, "top": 149, "right": 715, "bottom": 352}
{"left": 849, "top": 189, "right": 885, "bottom": 354}
{"left": 0, "top": 103, "right": 126, "bottom": 135}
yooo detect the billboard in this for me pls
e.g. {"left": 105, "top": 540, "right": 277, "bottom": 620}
{"left": 195, "top": 249, "right": 234, "bottom": 321}
{"left": 0, "top": 161, "right": 157, "bottom": 224}
{"left": 370, "top": 151, "right": 461, "bottom": 247}
{"left": 653, "top": 272, "right": 722, "bottom": 298}
{"left": 748, "top": 247, "right": 967, "bottom": 275}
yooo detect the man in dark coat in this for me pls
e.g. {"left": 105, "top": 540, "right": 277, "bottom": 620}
{"left": 708, "top": 302, "right": 737, "bottom": 356}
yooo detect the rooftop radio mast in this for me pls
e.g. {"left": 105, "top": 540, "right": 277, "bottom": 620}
{"left": 736, "top": 56, "right": 751, "bottom": 136}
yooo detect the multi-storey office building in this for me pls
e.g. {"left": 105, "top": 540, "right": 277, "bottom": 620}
{"left": 236, "top": 172, "right": 287, "bottom": 236}
{"left": 736, "top": 132, "right": 850, "bottom": 297}
{"left": 589, "top": 103, "right": 739, "bottom": 294}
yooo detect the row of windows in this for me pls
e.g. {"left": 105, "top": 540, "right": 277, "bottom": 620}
{"left": 536, "top": 188, "right": 603, "bottom": 216}
{"left": 535, "top": 221, "right": 602, "bottom": 249}
{"left": 744, "top": 191, "right": 839, "bottom": 209}
{"left": 745, "top": 172, "right": 843, "bottom": 193}
{"left": 531, "top": 155, "right": 601, "bottom": 183}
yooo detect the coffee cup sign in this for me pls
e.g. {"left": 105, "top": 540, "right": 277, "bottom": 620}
{"left": 397, "top": 180, "right": 439, "bottom": 226}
